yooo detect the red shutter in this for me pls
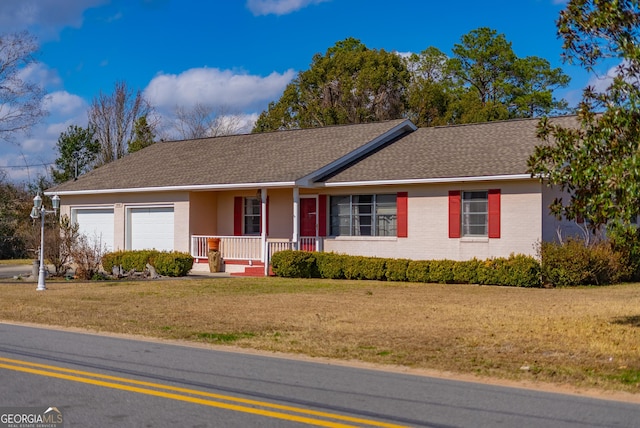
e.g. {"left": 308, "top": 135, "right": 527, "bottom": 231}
{"left": 318, "top": 195, "right": 327, "bottom": 237}
{"left": 397, "top": 192, "right": 408, "bottom": 238}
{"left": 233, "top": 197, "right": 242, "bottom": 236}
{"left": 448, "top": 191, "right": 461, "bottom": 238}
{"left": 488, "top": 189, "right": 501, "bottom": 238}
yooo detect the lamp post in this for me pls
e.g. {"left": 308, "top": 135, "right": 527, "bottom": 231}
{"left": 30, "top": 194, "right": 60, "bottom": 291}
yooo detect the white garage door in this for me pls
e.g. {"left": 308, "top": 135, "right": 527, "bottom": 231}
{"left": 129, "top": 207, "right": 174, "bottom": 251}
{"left": 74, "top": 208, "right": 115, "bottom": 252}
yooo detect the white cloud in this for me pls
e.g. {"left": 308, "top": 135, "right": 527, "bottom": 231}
{"left": 18, "top": 63, "right": 62, "bottom": 88}
{"left": 0, "top": 90, "right": 88, "bottom": 183}
{"left": 43, "top": 91, "right": 89, "bottom": 127}
{"left": 246, "top": 0, "right": 330, "bottom": 16}
{"left": 144, "top": 67, "right": 295, "bottom": 140}
{"left": 0, "top": 0, "right": 109, "bottom": 39}
{"left": 585, "top": 61, "right": 633, "bottom": 94}
{"left": 144, "top": 67, "right": 296, "bottom": 114}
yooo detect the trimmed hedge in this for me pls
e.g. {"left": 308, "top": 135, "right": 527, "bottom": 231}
{"left": 406, "top": 260, "right": 431, "bottom": 283}
{"left": 153, "top": 252, "right": 194, "bottom": 277}
{"left": 270, "top": 250, "right": 318, "bottom": 278}
{"left": 271, "top": 250, "right": 543, "bottom": 287}
{"left": 385, "top": 258, "right": 410, "bottom": 282}
{"left": 315, "top": 252, "right": 347, "bottom": 279}
{"left": 476, "top": 254, "right": 541, "bottom": 287}
{"left": 101, "top": 250, "right": 193, "bottom": 277}
{"left": 343, "top": 256, "right": 386, "bottom": 280}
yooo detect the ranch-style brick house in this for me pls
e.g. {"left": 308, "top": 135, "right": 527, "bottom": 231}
{"left": 48, "top": 116, "right": 580, "bottom": 275}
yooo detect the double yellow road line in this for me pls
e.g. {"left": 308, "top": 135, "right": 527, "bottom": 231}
{"left": 0, "top": 356, "right": 407, "bottom": 427}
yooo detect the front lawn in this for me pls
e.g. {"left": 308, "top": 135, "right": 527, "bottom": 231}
{"left": 1, "top": 277, "right": 639, "bottom": 394}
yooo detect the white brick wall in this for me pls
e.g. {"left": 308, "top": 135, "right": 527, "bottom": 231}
{"left": 323, "top": 180, "right": 545, "bottom": 261}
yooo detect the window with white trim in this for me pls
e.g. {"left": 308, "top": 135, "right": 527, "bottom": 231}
{"left": 462, "top": 191, "right": 488, "bottom": 236}
{"left": 330, "top": 194, "right": 397, "bottom": 236}
{"left": 244, "top": 197, "right": 260, "bottom": 235}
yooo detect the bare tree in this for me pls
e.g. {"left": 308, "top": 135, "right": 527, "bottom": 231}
{"left": 172, "top": 103, "right": 245, "bottom": 140}
{"left": 0, "top": 31, "right": 47, "bottom": 142}
{"left": 89, "top": 81, "right": 154, "bottom": 165}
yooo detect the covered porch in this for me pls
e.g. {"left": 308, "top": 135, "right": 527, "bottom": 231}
{"left": 190, "top": 236, "right": 323, "bottom": 272}
{"left": 188, "top": 187, "right": 326, "bottom": 275}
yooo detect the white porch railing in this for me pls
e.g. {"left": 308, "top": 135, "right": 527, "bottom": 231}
{"left": 268, "top": 240, "right": 295, "bottom": 255}
{"left": 191, "top": 235, "right": 323, "bottom": 262}
{"left": 299, "top": 237, "right": 321, "bottom": 252}
{"left": 191, "top": 236, "right": 261, "bottom": 261}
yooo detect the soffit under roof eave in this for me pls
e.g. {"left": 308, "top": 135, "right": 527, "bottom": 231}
{"left": 312, "top": 174, "right": 535, "bottom": 187}
{"left": 46, "top": 181, "right": 298, "bottom": 196}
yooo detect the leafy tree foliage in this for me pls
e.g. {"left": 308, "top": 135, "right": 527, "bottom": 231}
{"left": 449, "top": 27, "right": 516, "bottom": 119}
{"left": 254, "top": 31, "right": 569, "bottom": 132}
{"left": 0, "top": 31, "right": 47, "bottom": 143}
{"left": 128, "top": 115, "right": 156, "bottom": 153}
{"left": 253, "top": 38, "right": 410, "bottom": 132}
{"left": 51, "top": 125, "right": 100, "bottom": 184}
{"left": 403, "top": 47, "right": 454, "bottom": 127}
{"left": 528, "top": 0, "right": 640, "bottom": 233}
{"left": 510, "top": 55, "right": 570, "bottom": 117}
{"left": 448, "top": 27, "right": 569, "bottom": 123}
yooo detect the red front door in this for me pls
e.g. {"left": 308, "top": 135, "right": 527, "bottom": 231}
{"left": 300, "top": 198, "right": 316, "bottom": 250}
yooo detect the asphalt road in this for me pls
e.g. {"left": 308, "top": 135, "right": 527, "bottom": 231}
{"left": 0, "top": 263, "right": 34, "bottom": 279}
{"left": 0, "top": 323, "right": 638, "bottom": 427}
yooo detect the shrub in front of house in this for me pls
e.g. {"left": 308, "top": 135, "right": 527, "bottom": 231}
{"left": 406, "top": 260, "right": 431, "bottom": 283}
{"left": 101, "top": 250, "right": 192, "bottom": 277}
{"left": 315, "top": 252, "right": 347, "bottom": 279}
{"left": 385, "top": 258, "right": 410, "bottom": 282}
{"left": 122, "top": 250, "right": 160, "bottom": 272}
{"left": 101, "top": 249, "right": 160, "bottom": 273}
{"left": 343, "top": 255, "right": 386, "bottom": 280}
{"left": 428, "top": 259, "right": 457, "bottom": 283}
{"left": 153, "top": 252, "right": 194, "bottom": 277}
{"left": 452, "top": 259, "right": 482, "bottom": 284}
{"left": 100, "top": 250, "right": 123, "bottom": 273}
{"left": 477, "top": 254, "right": 541, "bottom": 287}
{"left": 608, "top": 223, "right": 640, "bottom": 281}
{"left": 540, "top": 239, "right": 627, "bottom": 286}
{"left": 272, "top": 251, "right": 543, "bottom": 287}
{"left": 270, "top": 250, "right": 318, "bottom": 278}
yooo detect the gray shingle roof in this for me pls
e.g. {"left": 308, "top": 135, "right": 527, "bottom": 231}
{"left": 50, "top": 116, "right": 577, "bottom": 193}
{"left": 50, "top": 119, "right": 410, "bottom": 193}
{"left": 321, "top": 115, "right": 578, "bottom": 184}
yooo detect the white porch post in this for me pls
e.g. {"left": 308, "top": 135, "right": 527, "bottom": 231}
{"left": 261, "top": 188, "right": 267, "bottom": 266}
{"left": 292, "top": 187, "right": 299, "bottom": 250}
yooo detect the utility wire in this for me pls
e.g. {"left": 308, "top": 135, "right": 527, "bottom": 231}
{"left": 0, "top": 162, "right": 54, "bottom": 169}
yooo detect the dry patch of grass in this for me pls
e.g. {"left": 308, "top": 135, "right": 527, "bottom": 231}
{"left": 0, "top": 259, "right": 33, "bottom": 265}
{"left": 1, "top": 277, "right": 639, "bottom": 393}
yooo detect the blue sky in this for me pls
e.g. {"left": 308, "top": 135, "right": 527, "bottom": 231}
{"left": 0, "top": 0, "right": 601, "bottom": 182}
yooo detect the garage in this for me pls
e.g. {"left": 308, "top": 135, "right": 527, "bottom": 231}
{"left": 128, "top": 206, "right": 174, "bottom": 251}
{"left": 73, "top": 208, "right": 115, "bottom": 252}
